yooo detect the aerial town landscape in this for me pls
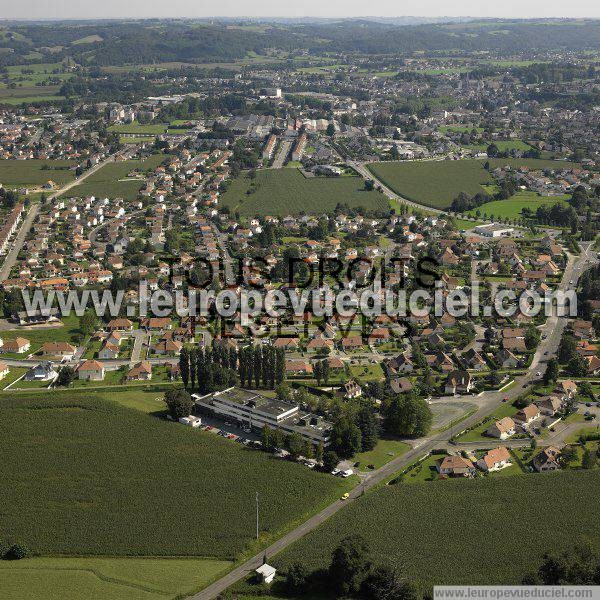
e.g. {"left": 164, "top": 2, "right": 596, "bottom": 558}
{"left": 0, "top": 10, "right": 599, "bottom": 600}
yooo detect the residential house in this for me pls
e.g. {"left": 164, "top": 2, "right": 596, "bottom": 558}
{"left": 1, "top": 337, "right": 31, "bottom": 354}
{"left": 39, "top": 341, "right": 76, "bottom": 360}
{"left": 77, "top": 359, "right": 106, "bottom": 381}
{"left": 538, "top": 396, "right": 564, "bottom": 416}
{"left": 24, "top": 361, "right": 57, "bottom": 382}
{"left": 487, "top": 416, "right": 516, "bottom": 440}
{"left": 477, "top": 447, "right": 512, "bottom": 472}
{"left": 532, "top": 446, "right": 561, "bottom": 472}
{"left": 437, "top": 455, "right": 476, "bottom": 478}
{"left": 444, "top": 370, "right": 473, "bottom": 395}
{"left": 514, "top": 404, "right": 540, "bottom": 427}
{"left": 126, "top": 361, "right": 153, "bottom": 381}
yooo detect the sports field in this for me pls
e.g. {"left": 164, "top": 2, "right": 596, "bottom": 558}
{"left": 0, "top": 159, "right": 77, "bottom": 188}
{"left": 466, "top": 191, "right": 569, "bottom": 221}
{"left": 61, "top": 155, "right": 165, "bottom": 200}
{"left": 0, "top": 557, "right": 231, "bottom": 600}
{"left": 0, "top": 395, "right": 352, "bottom": 560}
{"left": 368, "top": 160, "right": 493, "bottom": 209}
{"left": 220, "top": 168, "right": 388, "bottom": 216}
{"left": 275, "top": 470, "right": 600, "bottom": 588}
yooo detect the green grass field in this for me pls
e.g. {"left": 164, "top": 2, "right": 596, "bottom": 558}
{"left": 0, "top": 159, "right": 77, "bottom": 188}
{"left": 0, "top": 395, "right": 353, "bottom": 560}
{"left": 466, "top": 191, "right": 569, "bottom": 221}
{"left": 108, "top": 122, "right": 168, "bottom": 135}
{"left": 0, "top": 313, "right": 82, "bottom": 355}
{"left": 354, "top": 438, "right": 410, "bottom": 471}
{"left": 368, "top": 160, "right": 493, "bottom": 210}
{"left": 368, "top": 159, "right": 578, "bottom": 211}
{"left": 220, "top": 169, "right": 388, "bottom": 216}
{"left": 0, "top": 557, "right": 231, "bottom": 600}
{"left": 465, "top": 140, "right": 533, "bottom": 152}
{"left": 61, "top": 155, "right": 165, "bottom": 200}
{"left": 275, "top": 470, "right": 600, "bottom": 588}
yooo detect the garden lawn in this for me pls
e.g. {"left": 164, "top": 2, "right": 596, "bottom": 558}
{"left": 0, "top": 557, "right": 231, "bottom": 600}
{"left": 0, "top": 159, "right": 77, "bottom": 188}
{"left": 354, "top": 438, "right": 410, "bottom": 471}
{"left": 367, "top": 160, "right": 493, "bottom": 210}
{"left": 454, "top": 401, "right": 518, "bottom": 442}
{"left": 275, "top": 470, "right": 600, "bottom": 588}
{"left": 60, "top": 155, "right": 165, "bottom": 201}
{"left": 0, "top": 395, "right": 354, "bottom": 560}
{"left": 220, "top": 169, "right": 388, "bottom": 216}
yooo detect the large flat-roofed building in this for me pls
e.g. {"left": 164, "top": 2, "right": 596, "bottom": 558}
{"left": 193, "top": 387, "right": 332, "bottom": 446}
{"left": 474, "top": 223, "right": 515, "bottom": 238}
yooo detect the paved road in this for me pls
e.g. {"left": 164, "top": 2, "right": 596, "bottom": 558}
{"left": 189, "top": 245, "right": 597, "bottom": 600}
{"left": 272, "top": 140, "right": 292, "bottom": 169}
{"left": 0, "top": 155, "right": 116, "bottom": 282}
{"left": 129, "top": 330, "right": 148, "bottom": 365}
{"left": 0, "top": 203, "right": 42, "bottom": 281}
{"left": 350, "top": 161, "right": 444, "bottom": 215}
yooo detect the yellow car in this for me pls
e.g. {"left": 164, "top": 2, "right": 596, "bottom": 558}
{"left": 341, "top": 493, "right": 350, "bottom": 500}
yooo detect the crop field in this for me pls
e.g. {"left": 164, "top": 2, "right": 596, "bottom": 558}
{"left": 61, "top": 155, "right": 165, "bottom": 200}
{"left": 0, "top": 159, "right": 77, "bottom": 188}
{"left": 275, "top": 470, "right": 600, "bottom": 588}
{"left": 466, "top": 191, "right": 569, "bottom": 221}
{"left": 220, "top": 168, "right": 388, "bottom": 216}
{"left": 0, "top": 557, "right": 231, "bottom": 600}
{"left": 0, "top": 396, "right": 352, "bottom": 560}
{"left": 367, "top": 160, "right": 493, "bottom": 209}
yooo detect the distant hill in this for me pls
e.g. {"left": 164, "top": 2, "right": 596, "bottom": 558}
{"left": 1, "top": 19, "right": 599, "bottom": 67}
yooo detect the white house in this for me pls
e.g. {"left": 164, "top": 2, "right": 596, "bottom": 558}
{"left": 179, "top": 415, "right": 202, "bottom": 428}
{"left": 77, "top": 360, "right": 106, "bottom": 381}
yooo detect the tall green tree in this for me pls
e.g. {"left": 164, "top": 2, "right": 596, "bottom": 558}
{"left": 328, "top": 535, "right": 372, "bottom": 596}
{"left": 331, "top": 417, "right": 362, "bottom": 459}
{"left": 164, "top": 388, "right": 193, "bottom": 420}
{"left": 384, "top": 394, "right": 432, "bottom": 439}
{"left": 179, "top": 347, "right": 190, "bottom": 388}
{"left": 543, "top": 358, "right": 559, "bottom": 384}
{"left": 357, "top": 406, "right": 379, "bottom": 452}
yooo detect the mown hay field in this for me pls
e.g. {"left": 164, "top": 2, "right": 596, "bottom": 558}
{"left": 275, "top": 470, "right": 600, "bottom": 587}
{"left": 220, "top": 168, "right": 388, "bottom": 216}
{"left": 368, "top": 158, "right": 578, "bottom": 210}
{"left": 0, "top": 396, "right": 351, "bottom": 560}
{"left": 60, "top": 154, "right": 165, "bottom": 200}
{"left": 0, "top": 159, "right": 77, "bottom": 188}
{"left": 0, "top": 556, "right": 231, "bottom": 600}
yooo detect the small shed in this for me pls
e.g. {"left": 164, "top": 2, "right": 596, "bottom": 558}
{"left": 255, "top": 564, "right": 276, "bottom": 584}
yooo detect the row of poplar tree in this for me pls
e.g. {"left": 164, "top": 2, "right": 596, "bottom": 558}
{"left": 178, "top": 344, "right": 287, "bottom": 394}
